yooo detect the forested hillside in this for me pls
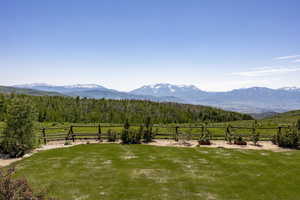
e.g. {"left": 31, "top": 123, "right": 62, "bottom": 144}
{"left": 0, "top": 93, "right": 252, "bottom": 124}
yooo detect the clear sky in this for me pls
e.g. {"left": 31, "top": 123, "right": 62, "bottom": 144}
{"left": 1, "top": 0, "right": 300, "bottom": 91}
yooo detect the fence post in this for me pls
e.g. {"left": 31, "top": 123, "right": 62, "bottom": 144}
{"left": 98, "top": 124, "right": 102, "bottom": 142}
{"left": 42, "top": 128, "right": 47, "bottom": 145}
{"left": 71, "top": 126, "right": 75, "bottom": 142}
{"left": 201, "top": 125, "right": 204, "bottom": 140}
{"left": 175, "top": 126, "right": 179, "bottom": 141}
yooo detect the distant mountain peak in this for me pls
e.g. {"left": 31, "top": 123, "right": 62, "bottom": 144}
{"left": 279, "top": 86, "right": 300, "bottom": 91}
{"left": 140, "top": 83, "right": 200, "bottom": 90}
{"left": 64, "top": 84, "right": 104, "bottom": 89}
{"left": 14, "top": 83, "right": 54, "bottom": 87}
{"left": 131, "top": 83, "right": 204, "bottom": 98}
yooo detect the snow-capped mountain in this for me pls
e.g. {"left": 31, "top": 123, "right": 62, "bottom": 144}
{"left": 131, "top": 84, "right": 300, "bottom": 113}
{"left": 279, "top": 87, "right": 300, "bottom": 92}
{"left": 131, "top": 83, "right": 207, "bottom": 100}
{"left": 64, "top": 84, "right": 106, "bottom": 89}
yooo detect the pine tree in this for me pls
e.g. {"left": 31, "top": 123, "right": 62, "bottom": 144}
{"left": 0, "top": 94, "right": 5, "bottom": 121}
{"left": 0, "top": 98, "right": 36, "bottom": 157}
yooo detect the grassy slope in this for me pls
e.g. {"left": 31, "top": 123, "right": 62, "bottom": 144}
{"left": 15, "top": 144, "right": 300, "bottom": 200}
{"left": 263, "top": 110, "right": 300, "bottom": 124}
{"left": 0, "top": 86, "right": 64, "bottom": 96}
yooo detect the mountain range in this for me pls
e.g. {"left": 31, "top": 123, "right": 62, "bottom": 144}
{"left": 11, "top": 84, "right": 183, "bottom": 103}
{"left": 9, "top": 83, "right": 300, "bottom": 114}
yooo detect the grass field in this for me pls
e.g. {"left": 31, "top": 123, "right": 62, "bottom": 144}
{"left": 14, "top": 144, "right": 300, "bottom": 200}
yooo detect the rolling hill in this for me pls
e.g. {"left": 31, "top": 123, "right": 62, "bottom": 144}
{"left": 0, "top": 86, "right": 64, "bottom": 96}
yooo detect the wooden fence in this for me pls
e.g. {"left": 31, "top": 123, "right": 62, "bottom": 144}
{"left": 39, "top": 124, "right": 290, "bottom": 144}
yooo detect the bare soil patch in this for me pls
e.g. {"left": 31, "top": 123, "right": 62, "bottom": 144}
{"left": 147, "top": 139, "right": 291, "bottom": 152}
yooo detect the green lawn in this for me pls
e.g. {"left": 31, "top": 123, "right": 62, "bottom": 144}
{"left": 14, "top": 144, "right": 300, "bottom": 200}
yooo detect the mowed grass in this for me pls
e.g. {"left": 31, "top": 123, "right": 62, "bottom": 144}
{"left": 14, "top": 144, "right": 300, "bottom": 200}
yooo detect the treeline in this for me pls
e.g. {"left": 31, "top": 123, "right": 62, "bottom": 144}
{"left": 0, "top": 93, "right": 253, "bottom": 124}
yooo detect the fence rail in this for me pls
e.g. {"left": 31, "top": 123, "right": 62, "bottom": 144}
{"left": 38, "top": 124, "right": 292, "bottom": 144}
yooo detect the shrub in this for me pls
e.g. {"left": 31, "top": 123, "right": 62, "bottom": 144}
{"left": 297, "top": 119, "right": 300, "bottom": 131}
{"left": 143, "top": 117, "right": 154, "bottom": 143}
{"left": 121, "top": 120, "right": 130, "bottom": 144}
{"left": 276, "top": 126, "right": 299, "bottom": 148}
{"left": 107, "top": 129, "right": 117, "bottom": 142}
{"left": 122, "top": 129, "right": 141, "bottom": 144}
{"left": 198, "top": 125, "right": 211, "bottom": 145}
{"left": 0, "top": 98, "right": 36, "bottom": 158}
{"left": 234, "top": 136, "right": 247, "bottom": 145}
{"left": 0, "top": 167, "right": 56, "bottom": 200}
{"left": 225, "top": 124, "right": 234, "bottom": 144}
{"left": 251, "top": 122, "right": 260, "bottom": 146}
{"left": 121, "top": 120, "right": 141, "bottom": 144}
{"left": 64, "top": 141, "right": 72, "bottom": 146}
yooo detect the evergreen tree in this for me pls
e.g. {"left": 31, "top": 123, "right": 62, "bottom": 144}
{"left": 0, "top": 98, "right": 36, "bottom": 157}
{"left": 0, "top": 94, "right": 5, "bottom": 121}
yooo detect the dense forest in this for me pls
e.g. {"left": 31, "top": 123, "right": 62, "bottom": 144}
{"left": 0, "top": 93, "right": 253, "bottom": 124}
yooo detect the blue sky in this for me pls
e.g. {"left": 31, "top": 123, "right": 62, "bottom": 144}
{"left": 1, "top": 0, "right": 300, "bottom": 91}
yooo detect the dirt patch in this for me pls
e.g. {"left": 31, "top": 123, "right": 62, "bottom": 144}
{"left": 132, "top": 169, "right": 169, "bottom": 183}
{"left": 0, "top": 140, "right": 95, "bottom": 168}
{"left": 146, "top": 139, "right": 292, "bottom": 152}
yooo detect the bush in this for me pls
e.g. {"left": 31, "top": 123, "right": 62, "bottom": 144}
{"left": 198, "top": 125, "right": 211, "bottom": 145}
{"left": 143, "top": 117, "right": 154, "bottom": 143}
{"left": 107, "top": 129, "right": 117, "bottom": 142}
{"left": 121, "top": 120, "right": 141, "bottom": 144}
{"left": 0, "top": 98, "right": 36, "bottom": 158}
{"left": 64, "top": 141, "right": 72, "bottom": 146}
{"left": 251, "top": 122, "right": 260, "bottom": 146}
{"left": 121, "top": 129, "right": 141, "bottom": 144}
{"left": 276, "top": 126, "right": 299, "bottom": 148}
{"left": 0, "top": 167, "right": 56, "bottom": 200}
{"left": 225, "top": 124, "right": 234, "bottom": 144}
{"left": 234, "top": 136, "right": 247, "bottom": 145}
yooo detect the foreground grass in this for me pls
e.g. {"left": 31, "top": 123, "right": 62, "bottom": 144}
{"left": 14, "top": 144, "right": 300, "bottom": 200}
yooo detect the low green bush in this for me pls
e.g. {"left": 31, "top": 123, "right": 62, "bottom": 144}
{"left": 143, "top": 117, "right": 154, "bottom": 143}
{"left": 225, "top": 124, "right": 234, "bottom": 144}
{"left": 198, "top": 125, "right": 211, "bottom": 145}
{"left": 64, "top": 141, "right": 72, "bottom": 146}
{"left": 251, "top": 122, "right": 260, "bottom": 146}
{"left": 275, "top": 126, "right": 299, "bottom": 148}
{"left": 0, "top": 167, "right": 57, "bottom": 200}
{"left": 107, "top": 129, "right": 117, "bottom": 142}
{"left": 121, "top": 120, "right": 141, "bottom": 144}
{"left": 234, "top": 136, "right": 247, "bottom": 145}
